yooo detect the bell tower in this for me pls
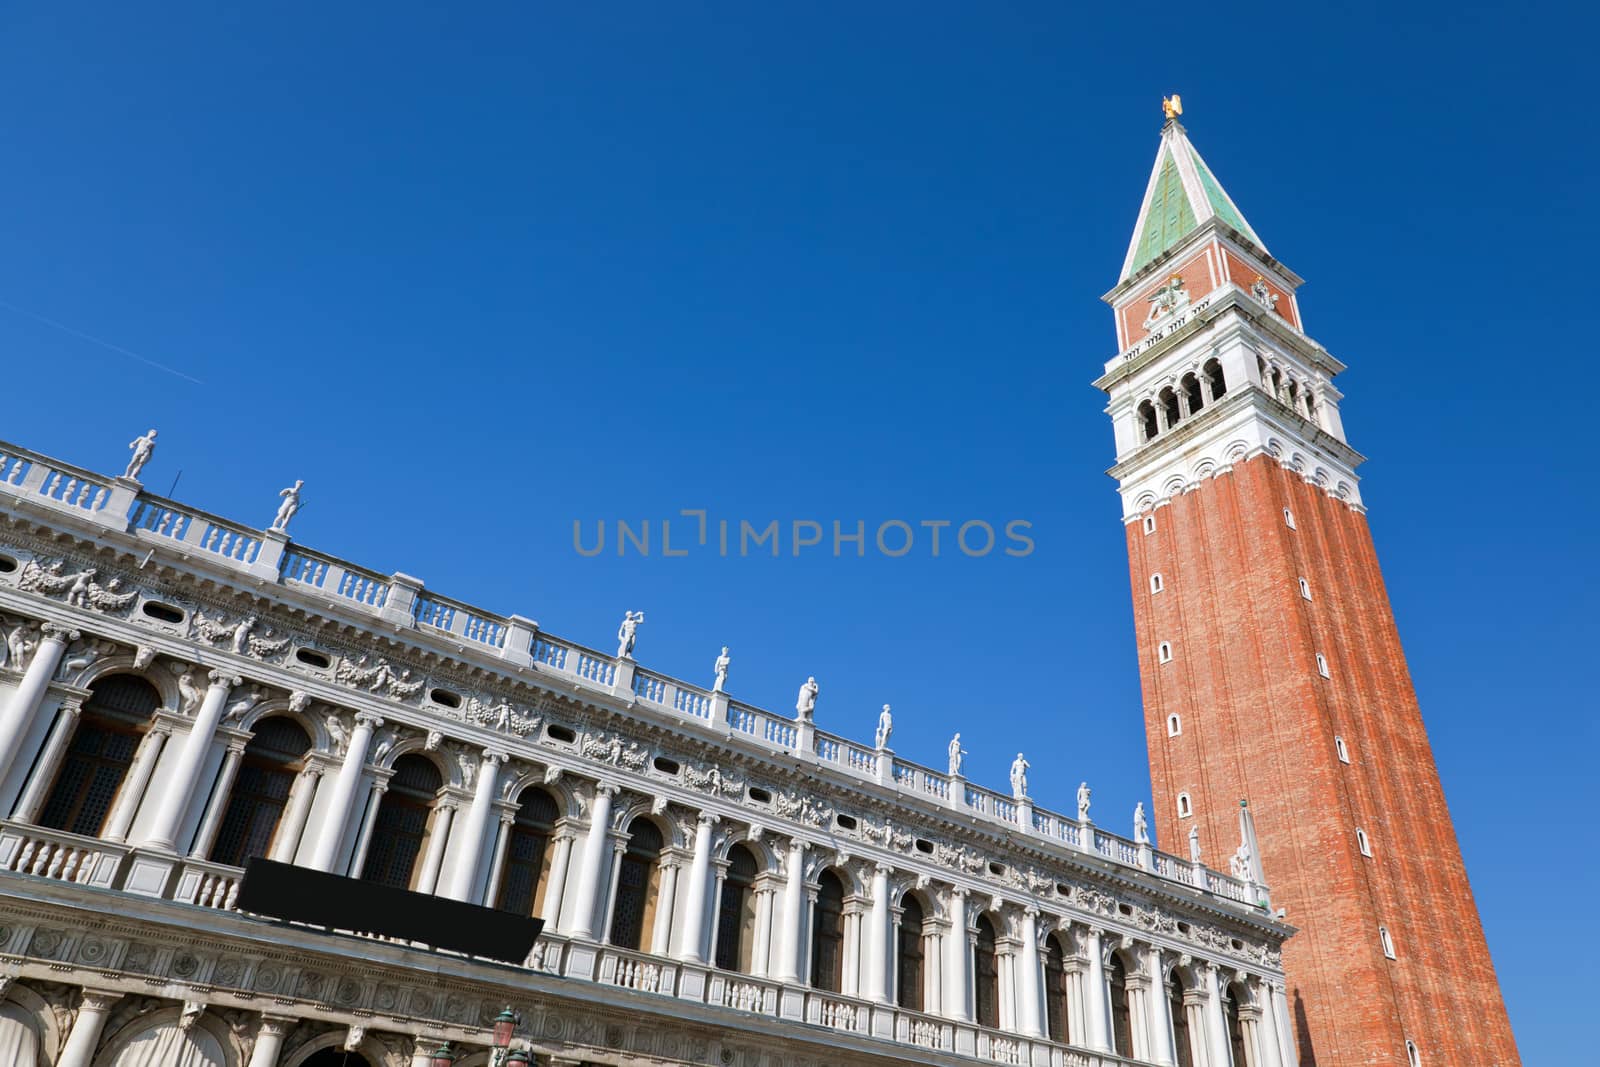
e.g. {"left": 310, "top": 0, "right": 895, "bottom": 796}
{"left": 1095, "top": 100, "right": 1520, "bottom": 1067}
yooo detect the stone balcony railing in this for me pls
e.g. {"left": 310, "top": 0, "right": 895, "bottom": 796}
{"left": 0, "top": 437, "right": 1264, "bottom": 912}
{"left": 0, "top": 818, "right": 1144, "bottom": 1067}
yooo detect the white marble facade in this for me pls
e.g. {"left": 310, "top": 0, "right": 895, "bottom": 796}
{"left": 0, "top": 437, "right": 1296, "bottom": 1067}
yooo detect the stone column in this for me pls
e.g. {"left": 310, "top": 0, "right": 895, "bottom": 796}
{"left": 101, "top": 723, "right": 170, "bottom": 842}
{"left": 409, "top": 1036, "right": 447, "bottom": 1067}
{"left": 11, "top": 697, "right": 83, "bottom": 823}
{"left": 1268, "top": 980, "right": 1296, "bottom": 1067}
{"left": 598, "top": 839, "right": 628, "bottom": 944}
{"left": 482, "top": 811, "right": 515, "bottom": 908}
{"left": 676, "top": 813, "right": 717, "bottom": 963}
{"left": 140, "top": 670, "right": 239, "bottom": 851}
{"left": 1183, "top": 985, "right": 1214, "bottom": 1067}
{"left": 750, "top": 883, "right": 774, "bottom": 977}
{"left": 649, "top": 857, "right": 681, "bottom": 955}
{"left": 566, "top": 782, "right": 616, "bottom": 939}
{"left": 247, "top": 1015, "right": 294, "bottom": 1067}
{"left": 943, "top": 886, "right": 970, "bottom": 1022}
{"left": 0, "top": 623, "right": 76, "bottom": 787}
{"left": 1017, "top": 908, "right": 1045, "bottom": 1037}
{"left": 1204, "top": 965, "right": 1231, "bottom": 1067}
{"left": 57, "top": 989, "right": 119, "bottom": 1067}
{"left": 841, "top": 905, "right": 862, "bottom": 997}
{"left": 346, "top": 780, "right": 387, "bottom": 877}
{"left": 307, "top": 712, "right": 381, "bottom": 872}
{"left": 774, "top": 838, "right": 808, "bottom": 983}
{"left": 444, "top": 749, "right": 504, "bottom": 901}
{"left": 541, "top": 831, "right": 576, "bottom": 930}
{"left": 268, "top": 765, "right": 322, "bottom": 863}
{"left": 1083, "top": 927, "right": 1111, "bottom": 1052}
{"left": 866, "top": 863, "right": 891, "bottom": 1003}
{"left": 190, "top": 740, "right": 247, "bottom": 859}
{"left": 415, "top": 800, "right": 456, "bottom": 894}
{"left": 1146, "top": 945, "right": 1177, "bottom": 1066}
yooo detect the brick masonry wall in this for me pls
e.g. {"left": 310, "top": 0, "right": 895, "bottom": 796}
{"left": 1124, "top": 454, "right": 1519, "bottom": 1067}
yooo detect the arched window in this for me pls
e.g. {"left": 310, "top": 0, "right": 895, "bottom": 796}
{"left": 495, "top": 787, "right": 559, "bottom": 915}
{"left": 973, "top": 914, "right": 1000, "bottom": 1029}
{"left": 1138, "top": 400, "right": 1160, "bottom": 442}
{"left": 1223, "top": 982, "right": 1249, "bottom": 1067}
{"left": 1181, "top": 373, "right": 1204, "bottom": 415}
{"left": 1316, "top": 652, "right": 1330, "bottom": 678}
{"left": 1107, "top": 953, "right": 1133, "bottom": 1056}
{"left": 1270, "top": 366, "right": 1283, "bottom": 399}
{"left": 715, "top": 844, "right": 759, "bottom": 971}
{"left": 1044, "top": 935, "right": 1069, "bottom": 1043}
{"left": 1335, "top": 735, "right": 1350, "bottom": 763}
{"left": 211, "top": 717, "right": 312, "bottom": 868}
{"left": 1406, "top": 1039, "right": 1422, "bottom": 1067}
{"left": 1283, "top": 507, "right": 1296, "bottom": 529}
{"left": 1299, "top": 576, "right": 1313, "bottom": 600}
{"left": 1205, "top": 358, "right": 1227, "bottom": 399}
{"left": 1150, "top": 573, "right": 1164, "bottom": 594}
{"left": 39, "top": 675, "right": 160, "bottom": 837}
{"left": 1170, "top": 970, "right": 1195, "bottom": 1067}
{"left": 1143, "top": 514, "right": 1157, "bottom": 535}
{"left": 1158, "top": 641, "right": 1173, "bottom": 664}
{"left": 1167, "top": 713, "right": 1182, "bottom": 737}
{"left": 1380, "top": 925, "right": 1396, "bottom": 959}
{"left": 609, "top": 817, "right": 664, "bottom": 951}
{"left": 360, "top": 754, "right": 442, "bottom": 890}
{"left": 1305, "top": 392, "right": 1318, "bottom": 421}
{"left": 1356, "top": 827, "right": 1372, "bottom": 857}
{"left": 1287, "top": 379, "right": 1301, "bottom": 411}
{"left": 1159, "top": 387, "right": 1181, "bottom": 430}
{"left": 896, "top": 893, "right": 926, "bottom": 1010}
{"left": 0, "top": 1001, "right": 41, "bottom": 1067}
{"left": 810, "top": 869, "right": 846, "bottom": 992}
{"left": 1177, "top": 792, "right": 1193, "bottom": 818}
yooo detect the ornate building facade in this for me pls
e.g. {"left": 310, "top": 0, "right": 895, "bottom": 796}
{"left": 1096, "top": 105, "right": 1519, "bottom": 1066}
{"left": 0, "top": 435, "right": 1296, "bottom": 1067}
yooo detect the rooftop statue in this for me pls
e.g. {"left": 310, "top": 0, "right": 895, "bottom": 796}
{"left": 875, "top": 704, "right": 893, "bottom": 750}
{"left": 948, "top": 733, "right": 966, "bottom": 776}
{"left": 1009, "top": 752, "right": 1030, "bottom": 800}
{"left": 713, "top": 646, "right": 730, "bottom": 692}
{"left": 1134, "top": 802, "right": 1149, "bottom": 844}
{"left": 1077, "top": 781, "right": 1093, "bottom": 822}
{"left": 124, "top": 429, "right": 158, "bottom": 481}
{"left": 616, "top": 610, "right": 644, "bottom": 658}
{"left": 795, "top": 676, "right": 819, "bottom": 721}
{"left": 271, "top": 480, "right": 304, "bottom": 532}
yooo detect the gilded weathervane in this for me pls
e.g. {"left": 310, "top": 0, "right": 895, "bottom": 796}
{"left": 1162, "top": 93, "right": 1183, "bottom": 121}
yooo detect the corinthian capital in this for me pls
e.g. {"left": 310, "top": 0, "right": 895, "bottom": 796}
{"left": 207, "top": 669, "right": 243, "bottom": 689}
{"left": 40, "top": 623, "right": 80, "bottom": 643}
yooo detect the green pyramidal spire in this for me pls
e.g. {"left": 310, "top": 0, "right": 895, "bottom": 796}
{"left": 1120, "top": 117, "right": 1264, "bottom": 284}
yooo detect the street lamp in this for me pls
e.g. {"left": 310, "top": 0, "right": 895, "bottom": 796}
{"left": 428, "top": 1043, "right": 455, "bottom": 1067}
{"left": 488, "top": 1006, "right": 529, "bottom": 1067}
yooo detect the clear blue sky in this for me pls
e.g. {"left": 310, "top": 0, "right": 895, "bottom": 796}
{"left": 2, "top": 3, "right": 1593, "bottom": 1059}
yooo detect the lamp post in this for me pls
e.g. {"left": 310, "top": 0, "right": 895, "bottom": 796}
{"left": 488, "top": 1006, "right": 532, "bottom": 1066}
{"left": 429, "top": 1043, "right": 455, "bottom": 1067}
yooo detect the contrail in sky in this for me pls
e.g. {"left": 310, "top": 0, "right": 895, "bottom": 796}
{"left": 0, "top": 298, "right": 206, "bottom": 385}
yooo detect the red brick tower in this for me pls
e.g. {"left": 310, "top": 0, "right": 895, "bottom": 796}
{"left": 1094, "top": 100, "right": 1520, "bottom": 1067}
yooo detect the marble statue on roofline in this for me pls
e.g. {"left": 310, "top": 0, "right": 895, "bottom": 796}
{"left": 616, "top": 610, "right": 644, "bottom": 658}
{"left": 948, "top": 733, "right": 965, "bottom": 776}
{"left": 1009, "top": 752, "right": 1029, "bottom": 800}
{"left": 1134, "top": 802, "right": 1149, "bottom": 844}
{"left": 712, "top": 646, "right": 730, "bottom": 692}
{"left": 875, "top": 704, "right": 893, "bottom": 750}
{"left": 795, "top": 676, "right": 818, "bottom": 721}
{"left": 124, "top": 429, "right": 158, "bottom": 480}
{"left": 1077, "top": 781, "right": 1093, "bottom": 822}
{"left": 271, "top": 480, "right": 304, "bottom": 532}
{"left": 1188, "top": 824, "right": 1202, "bottom": 864}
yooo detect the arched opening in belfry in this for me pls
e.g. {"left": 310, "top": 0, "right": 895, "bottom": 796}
{"left": 609, "top": 816, "right": 665, "bottom": 951}
{"left": 1205, "top": 357, "right": 1227, "bottom": 399}
{"left": 1181, "top": 372, "right": 1204, "bottom": 415}
{"left": 494, "top": 786, "right": 559, "bottom": 916}
{"left": 714, "top": 843, "right": 759, "bottom": 972}
{"left": 211, "top": 716, "right": 312, "bottom": 868}
{"left": 1138, "top": 400, "right": 1160, "bottom": 442}
{"left": 1159, "top": 387, "right": 1181, "bottom": 430}
{"left": 39, "top": 674, "right": 160, "bottom": 838}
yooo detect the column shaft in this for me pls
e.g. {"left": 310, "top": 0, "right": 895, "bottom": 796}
{"left": 542, "top": 833, "right": 575, "bottom": 930}
{"left": 12, "top": 700, "right": 81, "bottom": 822}
{"left": 1205, "top": 967, "right": 1231, "bottom": 1067}
{"left": 1146, "top": 946, "right": 1177, "bottom": 1066}
{"left": 1017, "top": 910, "right": 1044, "bottom": 1037}
{"left": 346, "top": 782, "right": 386, "bottom": 877}
{"left": 0, "top": 628, "right": 73, "bottom": 786}
{"left": 774, "top": 839, "right": 807, "bottom": 982}
{"left": 867, "top": 865, "right": 891, "bottom": 1003}
{"left": 1084, "top": 929, "right": 1111, "bottom": 1051}
{"left": 482, "top": 815, "right": 514, "bottom": 908}
{"left": 443, "top": 750, "right": 502, "bottom": 901}
{"left": 141, "top": 673, "right": 237, "bottom": 850}
{"left": 190, "top": 744, "right": 246, "bottom": 859}
{"left": 269, "top": 767, "right": 321, "bottom": 863}
{"left": 943, "top": 889, "right": 970, "bottom": 1022}
{"left": 57, "top": 991, "right": 117, "bottom": 1067}
{"left": 101, "top": 726, "right": 168, "bottom": 842}
{"left": 247, "top": 1018, "right": 292, "bottom": 1067}
{"left": 306, "top": 714, "right": 379, "bottom": 872}
{"left": 415, "top": 802, "right": 455, "bottom": 894}
{"left": 676, "top": 814, "right": 715, "bottom": 962}
{"left": 649, "top": 860, "right": 681, "bottom": 955}
{"left": 566, "top": 784, "right": 615, "bottom": 939}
